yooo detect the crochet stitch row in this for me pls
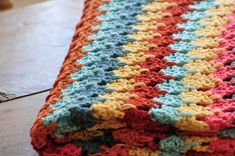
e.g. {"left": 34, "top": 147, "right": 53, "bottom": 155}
{"left": 31, "top": 0, "right": 235, "bottom": 155}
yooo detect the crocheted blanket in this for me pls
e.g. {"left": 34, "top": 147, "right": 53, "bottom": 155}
{"left": 31, "top": 0, "right": 235, "bottom": 155}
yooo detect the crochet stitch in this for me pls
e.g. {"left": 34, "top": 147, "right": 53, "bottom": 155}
{"left": 31, "top": 0, "right": 235, "bottom": 155}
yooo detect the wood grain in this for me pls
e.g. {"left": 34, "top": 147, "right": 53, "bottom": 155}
{"left": 0, "top": 0, "right": 13, "bottom": 11}
{"left": 0, "top": 92, "right": 48, "bottom": 156}
{"left": 11, "top": 0, "right": 47, "bottom": 9}
{"left": 0, "top": 0, "right": 84, "bottom": 102}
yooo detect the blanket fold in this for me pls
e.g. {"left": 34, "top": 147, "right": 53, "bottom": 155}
{"left": 31, "top": 0, "right": 235, "bottom": 155}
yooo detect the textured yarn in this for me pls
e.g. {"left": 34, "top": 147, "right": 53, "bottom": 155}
{"left": 31, "top": 0, "right": 235, "bottom": 155}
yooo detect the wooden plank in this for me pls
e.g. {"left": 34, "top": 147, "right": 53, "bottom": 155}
{"left": 0, "top": 92, "right": 48, "bottom": 156}
{"left": 11, "top": 0, "right": 47, "bottom": 9}
{"left": 0, "top": 0, "right": 84, "bottom": 102}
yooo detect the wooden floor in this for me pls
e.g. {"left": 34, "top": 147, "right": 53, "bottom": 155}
{"left": 0, "top": 92, "right": 48, "bottom": 156}
{"left": 11, "top": 0, "right": 47, "bottom": 9}
{"left": 0, "top": 0, "right": 83, "bottom": 155}
{"left": 0, "top": 0, "right": 83, "bottom": 102}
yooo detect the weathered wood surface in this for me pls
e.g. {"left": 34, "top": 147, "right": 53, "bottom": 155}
{"left": 0, "top": 92, "right": 48, "bottom": 156}
{"left": 0, "top": 0, "right": 84, "bottom": 102}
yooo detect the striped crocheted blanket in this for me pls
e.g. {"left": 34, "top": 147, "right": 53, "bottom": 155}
{"left": 31, "top": 0, "right": 235, "bottom": 155}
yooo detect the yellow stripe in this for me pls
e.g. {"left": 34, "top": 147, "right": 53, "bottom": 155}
{"left": 91, "top": 100, "right": 136, "bottom": 120}
{"left": 132, "top": 21, "right": 166, "bottom": 31}
{"left": 137, "top": 11, "right": 172, "bottom": 21}
{"left": 89, "top": 120, "right": 126, "bottom": 131}
{"left": 106, "top": 79, "right": 146, "bottom": 92}
{"left": 143, "top": 1, "right": 177, "bottom": 12}
{"left": 217, "top": 0, "right": 235, "bottom": 6}
{"left": 118, "top": 52, "right": 154, "bottom": 65}
{"left": 188, "top": 48, "right": 224, "bottom": 61}
{"left": 100, "top": 92, "right": 138, "bottom": 100}
{"left": 177, "top": 104, "right": 217, "bottom": 131}
{"left": 195, "top": 26, "right": 225, "bottom": 37}
{"left": 69, "top": 130, "right": 104, "bottom": 141}
{"left": 129, "top": 31, "right": 161, "bottom": 40}
{"left": 68, "top": 120, "right": 126, "bottom": 141}
{"left": 206, "top": 5, "right": 235, "bottom": 16}
{"left": 176, "top": 116, "right": 209, "bottom": 131}
{"left": 182, "top": 73, "right": 220, "bottom": 90}
{"left": 184, "top": 137, "right": 217, "bottom": 152}
{"left": 184, "top": 60, "right": 219, "bottom": 74}
{"left": 113, "top": 65, "right": 149, "bottom": 79}
{"left": 200, "top": 16, "right": 229, "bottom": 26}
{"left": 179, "top": 104, "right": 216, "bottom": 117}
{"left": 180, "top": 90, "right": 219, "bottom": 106}
{"left": 123, "top": 41, "right": 156, "bottom": 53}
{"left": 129, "top": 147, "right": 159, "bottom": 156}
{"left": 191, "top": 37, "right": 221, "bottom": 48}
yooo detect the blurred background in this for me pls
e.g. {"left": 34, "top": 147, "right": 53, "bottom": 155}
{"left": 0, "top": 0, "right": 83, "bottom": 155}
{"left": 0, "top": 0, "right": 48, "bottom": 11}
